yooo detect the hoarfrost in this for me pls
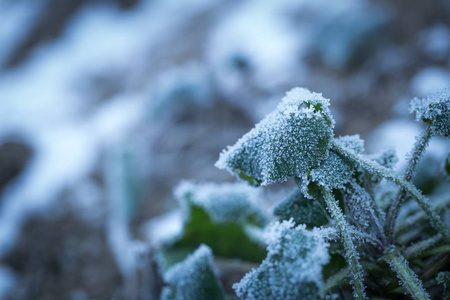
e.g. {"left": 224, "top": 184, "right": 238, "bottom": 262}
{"left": 162, "top": 244, "right": 225, "bottom": 300}
{"left": 410, "top": 87, "right": 450, "bottom": 137}
{"left": 233, "top": 220, "right": 330, "bottom": 300}
{"left": 216, "top": 87, "right": 334, "bottom": 186}
{"left": 174, "top": 181, "right": 266, "bottom": 225}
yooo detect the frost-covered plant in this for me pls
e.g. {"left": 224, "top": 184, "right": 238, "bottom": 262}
{"left": 159, "top": 87, "right": 450, "bottom": 300}
{"left": 161, "top": 244, "right": 225, "bottom": 300}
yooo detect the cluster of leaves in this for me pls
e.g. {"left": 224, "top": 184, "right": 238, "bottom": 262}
{"left": 157, "top": 87, "right": 450, "bottom": 299}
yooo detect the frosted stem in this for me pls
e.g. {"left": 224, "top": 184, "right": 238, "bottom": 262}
{"left": 404, "top": 234, "right": 442, "bottom": 259}
{"left": 385, "top": 126, "right": 432, "bottom": 244}
{"left": 384, "top": 249, "right": 431, "bottom": 300}
{"left": 321, "top": 187, "right": 367, "bottom": 300}
{"left": 332, "top": 141, "right": 450, "bottom": 241}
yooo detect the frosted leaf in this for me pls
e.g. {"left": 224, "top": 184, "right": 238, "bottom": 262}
{"left": 410, "top": 87, "right": 450, "bottom": 137}
{"left": 175, "top": 181, "right": 266, "bottom": 225}
{"left": 233, "top": 220, "right": 330, "bottom": 300}
{"left": 162, "top": 244, "right": 225, "bottom": 300}
{"left": 216, "top": 87, "right": 334, "bottom": 186}
{"left": 273, "top": 188, "right": 329, "bottom": 227}
{"left": 344, "top": 181, "right": 384, "bottom": 238}
{"left": 163, "top": 181, "right": 267, "bottom": 265}
{"left": 307, "top": 135, "right": 364, "bottom": 190}
{"left": 344, "top": 184, "right": 372, "bottom": 229}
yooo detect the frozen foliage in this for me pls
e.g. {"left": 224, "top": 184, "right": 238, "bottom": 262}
{"left": 273, "top": 188, "right": 329, "bottom": 227}
{"left": 163, "top": 181, "right": 267, "bottom": 265}
{"left": 410, "top": 87, "right": 450, "bottom": 137}
{"left": 307, "top": 135, "right": 364, "bottom": 190}
{"left": 344, "top": 182, "right": 384, "bottom": 239}
{"left": 216, "top": 88, "right": 334, "bottom": 186}
{"left": 233, "top": 220, "right": 330, "bottom": 300}
{"left": 175, "top": 181, "right": 266, "bottom": 225}
{"left": 162, "top": 244, "right": 224, "bottom": 300}
{"left": 344, "top": 183, "right": 372, "bottom": 229}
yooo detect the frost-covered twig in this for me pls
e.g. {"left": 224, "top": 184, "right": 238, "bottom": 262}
{"left": 385, "top": 126, "right": 432, "bottom": 244}
{"left": 332, "top": 141, "right": 450, "bottom": 241}
{"left": 321, "top": 187, "right": 367, "bottom": 300}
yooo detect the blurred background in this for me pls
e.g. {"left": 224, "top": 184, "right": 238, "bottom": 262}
{"left": 0, "top": 0, "right": 449, "bottom": 299}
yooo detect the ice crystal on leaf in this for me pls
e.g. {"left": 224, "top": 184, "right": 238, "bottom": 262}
{"left": 233, "top": 220, "right": 330, "bottom": 300}
{"left": 175, "top": 181, "right": 266, "bottom": 225}
{"left": 216, "top": 87, "right": 334, "bottom": 186}
{"left": 305, "top": 135, "right": 364, "bottom": 191}
{"left": 162, "top": 244, "right": 225, "bottom": 300}
{"left": 410, "top": 87, "right": 450, "bottom": 137}
{"left": 273, "top": 188, "right": 329, "bottom": 227}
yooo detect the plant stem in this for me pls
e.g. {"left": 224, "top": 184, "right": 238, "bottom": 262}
{"left": 321, "top": 187, "right": 367, "bottom": 300}
{"left": 404, "top": 234, "right": 442, "bottom": 258}
{"left": 384, "top": 248, "right": 431, "bottom": 300}
{"left": 322, "top": 263, "right": 383, "bottom": 294}
{"left": 332, "top": 141, "right": 450, "bottom": 241}
{"left": 385, "top": 126, "right": 433, "bottom": 244}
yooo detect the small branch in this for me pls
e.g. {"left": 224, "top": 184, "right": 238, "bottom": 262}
{"left": 321, "top": 187, "right": 367, "bottom": 300}
{"left": 386, "top": 126, "right": 433, "bottom": 244}
{"left": 332, "top": 141, "right": 450, "bottom": 241}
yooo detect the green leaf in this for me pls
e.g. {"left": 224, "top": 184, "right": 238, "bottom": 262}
{"left": 161, "top": 245, "right": 225, "bottom": 300}
{"left": 233, "top": 220, "right": 330, "bottom": 300}
{"left": 216, "top": 88, "right": 334, "bottom": 186}
{"left": 162, "top": 182, "right": 267, "bottom": 266}
{"left": 273, "top": 188, "right": 329, "bottom": 228}
{"left": 410, "top": 87, "right": 450, "bottom": 137}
